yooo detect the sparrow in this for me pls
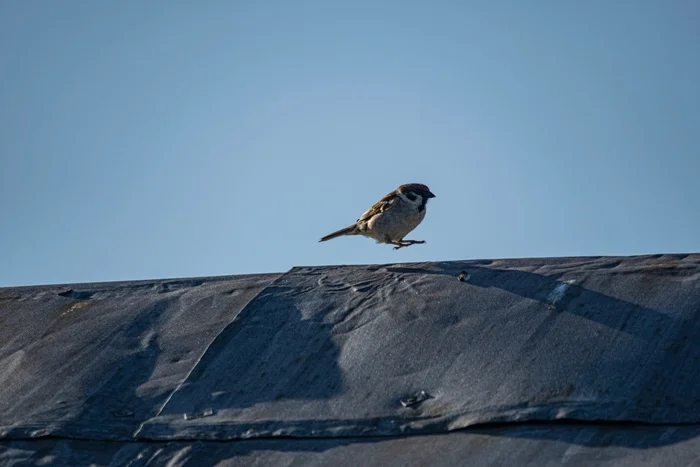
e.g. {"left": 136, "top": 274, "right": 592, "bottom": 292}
{"left": 319, "top": 183, "right": 436, "bottom": 250}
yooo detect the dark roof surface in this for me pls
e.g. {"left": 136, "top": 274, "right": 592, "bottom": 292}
{"left": 2, "top": 424, "right": 700, "bottom": 467}
{"left": 0, "top": 254, "right": 698, "bottom": 465}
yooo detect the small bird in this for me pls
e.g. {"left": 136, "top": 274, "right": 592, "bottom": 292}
{"left": 319, "top": 183, "right": 436, "bottom": 250}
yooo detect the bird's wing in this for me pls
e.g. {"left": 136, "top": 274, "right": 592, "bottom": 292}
{"left": 356, "top": 191, "right": 399, "bottom": 223}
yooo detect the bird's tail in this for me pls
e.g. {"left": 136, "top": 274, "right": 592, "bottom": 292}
{"left": 319, "top": 225, "right": 359, "bottom": 242}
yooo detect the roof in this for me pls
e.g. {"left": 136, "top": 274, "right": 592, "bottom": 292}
{"left": 1, "top": 254, "right": 699, "bottom": 465}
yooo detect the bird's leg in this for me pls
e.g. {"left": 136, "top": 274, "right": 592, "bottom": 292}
{"left": 387, "top": 236, "right": 409, "bottom": 250}
{"left": 402, "top": 239, "right": 425, "bottom": 245}
{"left": 392, "top": 239, "right": 426, "bottom": 250}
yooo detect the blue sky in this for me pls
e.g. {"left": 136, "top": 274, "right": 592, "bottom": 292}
{"left": 1, "top": 1, "right": 699, "bottom": 287}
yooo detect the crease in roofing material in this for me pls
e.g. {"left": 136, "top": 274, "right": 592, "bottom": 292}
{"left": 132, "top": 268, "right": 297, "bottom": 438}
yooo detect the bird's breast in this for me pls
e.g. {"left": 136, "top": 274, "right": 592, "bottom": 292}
{"left": 365, "top": 204, "right": 427, "bottom": 242}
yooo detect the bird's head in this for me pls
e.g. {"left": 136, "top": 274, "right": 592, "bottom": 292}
{"left": 397, "top": 183, "right": 436, "bottom": 211}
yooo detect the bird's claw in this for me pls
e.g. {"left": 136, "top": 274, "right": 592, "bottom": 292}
{"left": 392, "top": 240, "right": 426, "bottom": 250}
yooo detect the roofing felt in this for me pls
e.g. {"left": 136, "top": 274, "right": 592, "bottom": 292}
{"left": 0, "top": 254, "right": 698, "bottom": 465}
{"left": 2, "top": 424, "right": 700, "bottom": 467}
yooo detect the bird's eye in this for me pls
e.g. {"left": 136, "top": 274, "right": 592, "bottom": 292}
{"left": 406, "top": 192, "right": 418, "bottom": 201}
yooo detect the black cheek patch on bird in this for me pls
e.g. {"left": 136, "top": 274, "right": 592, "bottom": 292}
{"left": 419, "top": 196, "right": 429, "bottom": 212}
{"left": 406, "top": 192, "right": 418, "bottom": 201}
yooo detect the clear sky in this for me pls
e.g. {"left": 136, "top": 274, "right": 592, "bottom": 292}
{"left": 1, "top": 1, "right": 699, "bottom": 287}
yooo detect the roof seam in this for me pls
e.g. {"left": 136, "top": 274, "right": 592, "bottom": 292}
{"left": 6, "top": 419, "right": 700, "bottom": 444}
{"left": 131, "top": 268, "right": 296, "bottom": 439}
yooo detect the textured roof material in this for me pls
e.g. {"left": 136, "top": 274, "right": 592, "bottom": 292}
{"left": 0, "top": 254, "right": 698, "bottom": 465}
{"left": 2, "top": 424, "right": 700, "bottom": 466}
{"left": 0, "top": 273, "right": 280, "bottom": 440}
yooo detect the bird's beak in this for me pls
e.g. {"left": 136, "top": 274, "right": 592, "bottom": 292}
{"left": 427, "top": 191, "right": 436, "bottom": 198}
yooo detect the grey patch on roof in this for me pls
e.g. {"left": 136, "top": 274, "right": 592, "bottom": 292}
{"left": 137, "top": 254, "right": 700, "bottom": 440}
{"left": 0, "top": 254, "right": 699, "bottom": 444}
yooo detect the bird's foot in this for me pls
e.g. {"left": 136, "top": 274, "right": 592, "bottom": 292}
{"left": 392, "top": 240, "right": 426, "bottom": 250}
